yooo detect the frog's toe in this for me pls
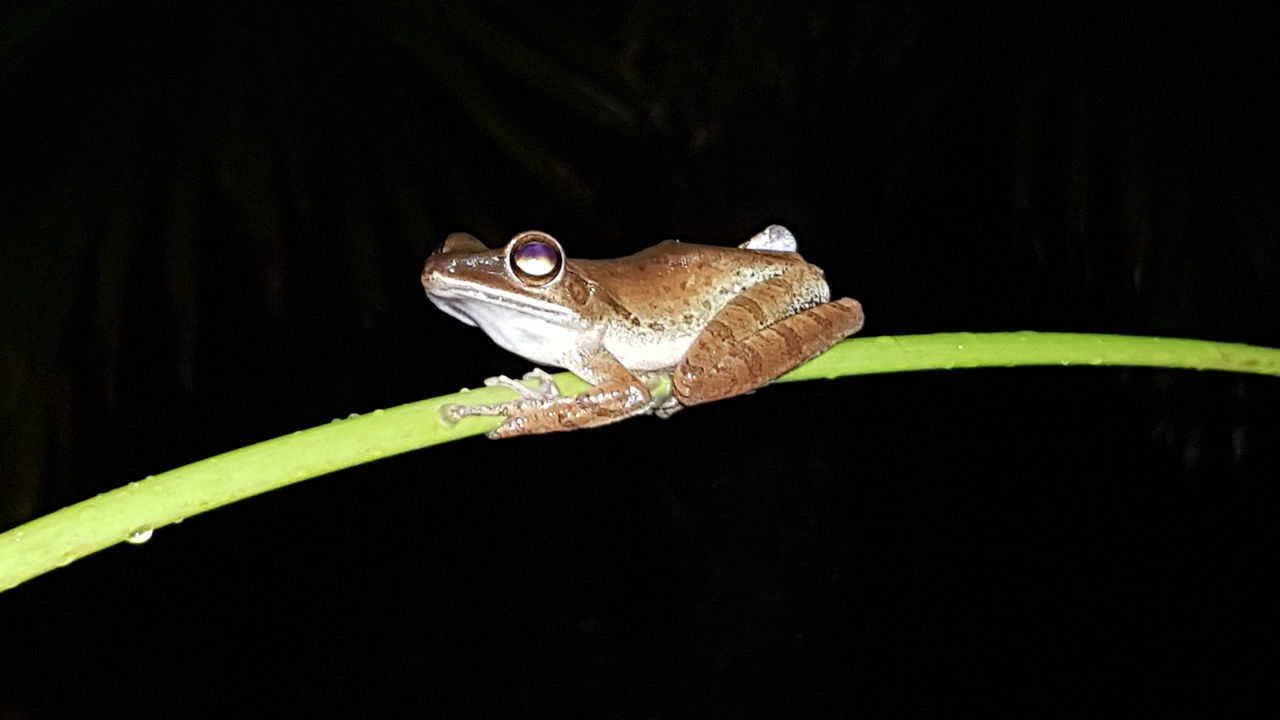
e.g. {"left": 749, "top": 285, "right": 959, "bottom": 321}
{"left": 484, "top": 369, "right": 561, "bottom": 400}
{"left": 442, "top": 401, "right": 508, "bottom": 422}
{"left": 652, "top": 396, "right": 684, "bottom": 419}
{"left": 438, "top": 403, "right": 466, "bottom": 424}
{"left": 483, "top": 374, "right": 543, "bottom": 399}
{"left": 522, "top": 368, "right": 562, "bottom": 397}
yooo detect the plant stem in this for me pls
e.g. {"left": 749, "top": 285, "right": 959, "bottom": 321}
{"left": 2, "top": 332, "right": 1278, "bottom": 592}
{"left": 780, "top": 331, "right": 1280, "bottom": 381}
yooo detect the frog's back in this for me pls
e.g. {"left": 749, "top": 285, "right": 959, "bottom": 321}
{"left": 573, "top": 240, "right": 812, "bottom": 309}
{"left": 569, "top": 240, "right": 827, "bottom": 371}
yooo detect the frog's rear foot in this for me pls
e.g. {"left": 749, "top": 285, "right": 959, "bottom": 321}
{"left": 639, "top": 373, "right": 682, "bottom": 419}
{"left": 652, "top": 396, "right": 684, "bottom": 419}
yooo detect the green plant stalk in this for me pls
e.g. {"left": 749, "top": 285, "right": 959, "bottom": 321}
{"left": 779, "top": 331, "right": 1280, "bottom": 381}
{"left": 3, "top": 331, "right": 1278, "bottom": 592}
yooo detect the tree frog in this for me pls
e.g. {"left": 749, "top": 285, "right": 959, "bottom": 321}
{"left": 421, "top": 225, "right": 864, "bottom": 438}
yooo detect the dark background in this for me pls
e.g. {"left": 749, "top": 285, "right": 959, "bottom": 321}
{"left": 2, "top": 1, "right": 1277, "bottom": 717}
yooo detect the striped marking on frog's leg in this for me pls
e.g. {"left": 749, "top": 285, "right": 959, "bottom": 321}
{"left": 673, "top": 274, "right": 863, "bottom": 407}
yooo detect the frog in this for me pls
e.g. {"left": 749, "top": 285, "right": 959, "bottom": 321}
{"left": 421, "top": 224, "right": 864, "bottom": 438}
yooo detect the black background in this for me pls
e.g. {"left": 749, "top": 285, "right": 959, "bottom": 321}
{"left": 2, "top": 2, "right": 1277, "bottom": 717}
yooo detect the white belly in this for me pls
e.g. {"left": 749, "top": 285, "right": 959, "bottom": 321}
{"left": 603, "top": 328, "right": 699, "bottom": 372}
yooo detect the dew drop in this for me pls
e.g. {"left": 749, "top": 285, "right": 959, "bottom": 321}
{"left": 126, "top": 528, "right": 154, "bottom": 545}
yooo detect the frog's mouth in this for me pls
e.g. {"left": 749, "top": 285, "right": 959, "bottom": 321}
{"left": 425, "top": 293, "right": 480, "bottom": 327}
{"left": 424, "top": 282, "right": 582, "bottom": 328}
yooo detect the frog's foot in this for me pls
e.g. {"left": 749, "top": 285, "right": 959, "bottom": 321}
{"left": 445, "top": 353, "right": 653, "bottom": 438}
{"left": 438, "top": 369, "right": 563, "bottom": 428}
{"left": 652, "top": 395, "right": 684, "bottom": 419}
{"left": 483, "top": 367, "right": 562, "bottom": 401}
{"left": 440, "top": 396, "right": 539, "bottom": 439}
{"left": 633, "top": 371, "right": 682, "bottom": 418}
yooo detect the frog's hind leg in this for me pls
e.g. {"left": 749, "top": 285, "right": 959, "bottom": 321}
{"left": 673, "top": 277, "right": 863, "bottom": 407}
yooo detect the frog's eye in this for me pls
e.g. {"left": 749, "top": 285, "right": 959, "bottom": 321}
{"left": 507, "top": 231, "right": 565, "bottom": 287}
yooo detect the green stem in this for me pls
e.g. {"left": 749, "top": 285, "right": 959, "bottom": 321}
{"left": 779, "top": 331, "right": 1280, "bottom": 380}
{"left": 2, "top": 332, "right": 1277, "bottom": 592}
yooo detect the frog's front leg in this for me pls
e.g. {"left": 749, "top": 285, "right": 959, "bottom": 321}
{"left": 673, "top": 273, "right": 864, "bottom": 407}
{"left": 444, "top": 351, "right": 652, "bottom": 439}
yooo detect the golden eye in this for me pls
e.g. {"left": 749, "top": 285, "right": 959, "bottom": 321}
{"left": 507, "top": 232, "right": 564, "bottom": 286}
{"left": 514, "top": 241, "right": 558, "bottom": 276}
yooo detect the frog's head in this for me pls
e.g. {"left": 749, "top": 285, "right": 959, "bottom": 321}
{"left": 422, "top": 231, "right": 594, "bottom": 364}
